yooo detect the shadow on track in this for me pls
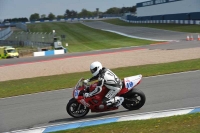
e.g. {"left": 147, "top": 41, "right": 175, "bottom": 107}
{"left": 48, "top": 109, "right": 130, "bottom": 124}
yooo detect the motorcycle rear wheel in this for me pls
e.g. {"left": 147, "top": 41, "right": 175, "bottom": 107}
{"left": 122, "top": 88, "right": 146, "bottom": 110}
{"left": 67, "top": 98, "right": 90, "bottom": 118}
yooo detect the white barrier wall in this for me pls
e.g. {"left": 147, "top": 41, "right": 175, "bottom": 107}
{"left": 33, "top": 51, "right": 45, "bottom": 57}
{"left": 137, "top": 0, "right": 200, "bottom": 17}
{"left": 54, "top": 49, "right": 65, "bottom": 55}
{"left": 120, "top": 18, "right": 200, "bottom": 25}
{"left": 33, "top": 49, "right": 65, "bottom": 57}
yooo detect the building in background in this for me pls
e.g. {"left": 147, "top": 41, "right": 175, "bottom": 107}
{"left": 128, "top": 0, "right": 200, "bottom": 21}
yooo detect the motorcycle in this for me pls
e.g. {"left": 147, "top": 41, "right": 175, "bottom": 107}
{"left": 66, "top": 74, "right": 146, "bottom": 118}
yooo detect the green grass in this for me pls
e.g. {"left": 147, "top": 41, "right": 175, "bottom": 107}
{"left": 0, "top": 59, "right": 199, "bottom": 98}
{"left": 52, "top": 113, "right": 200, "bottom": 133}
{"left": 27, "top": 22, "right": 156, "bottom": 53}
{"left": 102, "top": 19, "right": 200, "bottom": 33}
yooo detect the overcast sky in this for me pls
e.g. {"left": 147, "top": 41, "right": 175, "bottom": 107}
{"left": 0, "top": 0, "right": 144, "bottom": 20}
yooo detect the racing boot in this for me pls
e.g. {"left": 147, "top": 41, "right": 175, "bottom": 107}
{"left": 113, "top": 96, "right": 124, "bottom": 107}
{"left": 104, "top": 96, "right": 124, "bottom": 107}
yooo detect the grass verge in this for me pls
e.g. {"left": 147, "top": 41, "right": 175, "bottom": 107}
{"left": 52, "top": 113, "right": 200, "bottom": 133}
{"left": 102, "top": 19, "right": 200, "bottom": 33}
{"left": 0, "top": 59, "right": 200, "bottom": 98}
{"left": 27, "top": 22, "right": 156, "bottom": 53}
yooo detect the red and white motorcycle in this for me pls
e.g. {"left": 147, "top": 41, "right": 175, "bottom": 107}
{"left": 66, "top": 74, "right": 146, "bottom": 118}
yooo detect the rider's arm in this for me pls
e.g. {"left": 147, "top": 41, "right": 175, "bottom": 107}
{"left": 88, "top": 75, "right": 98, "bottom": 82}
{"left": 89, "top": 77, "right": 104, "bottom": 97}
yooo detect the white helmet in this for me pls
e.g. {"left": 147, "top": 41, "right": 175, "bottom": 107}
{"left": 90, "top": 61, "right": 102, "bottom": 76}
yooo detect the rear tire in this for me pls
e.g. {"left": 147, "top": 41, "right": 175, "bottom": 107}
{"left": 122, "top": 88, "right": 146, "bottom": 110}
{"left": 66, "top": 98, "right": 90, "bottom": 118}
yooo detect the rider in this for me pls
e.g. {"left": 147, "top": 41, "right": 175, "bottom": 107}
{"left": 83, "top": 61, "right": 124, "bottom": 107}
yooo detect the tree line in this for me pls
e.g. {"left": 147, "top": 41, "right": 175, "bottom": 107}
{"left": 2, "top": 6, "right": 136, "bottom": 22}
{"left": 3, "top": 18, "right": 29, "bottom": 23}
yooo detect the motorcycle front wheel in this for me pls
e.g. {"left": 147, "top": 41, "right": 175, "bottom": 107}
{"left": 66, "top": 98, "right": 90, "bottom": 118}
{"left": 122, "top": 88, "right": 146, "bottom": 110}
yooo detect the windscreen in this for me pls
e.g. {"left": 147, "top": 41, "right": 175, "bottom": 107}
{"left": 7, "top": 49, "right": 16, "bottom": 53}
{"left": 74, "top": 78, "right": 83, "bottom": 90}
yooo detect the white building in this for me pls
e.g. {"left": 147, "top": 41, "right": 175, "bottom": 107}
{"left": 129, "top": 0, "right": 200, "bottom": 20}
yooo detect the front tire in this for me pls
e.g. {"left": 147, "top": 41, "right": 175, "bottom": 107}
{"left": 122, "top": 88, "right": 146, "bottom": 110}
{"left": 66, "top": 98, "right": 90, "bottom": 118}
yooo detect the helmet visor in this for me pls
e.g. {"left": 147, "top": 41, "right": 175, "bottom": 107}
{"left": 90, "top": 67, "right": 98, "bottom": 74}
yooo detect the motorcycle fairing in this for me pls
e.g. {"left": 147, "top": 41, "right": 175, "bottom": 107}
{"left": 74, "top": 90, "right": 80, "bottom": 99}
{"left": 124, "top": 74, "right": 142, "bottom": 90}
{"left": 75, "top": 85, "right": 118, "bottom": 112}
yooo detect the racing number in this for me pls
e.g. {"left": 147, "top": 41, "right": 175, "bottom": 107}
{"left": 126, "top": 81, "right": 134, "bottom": 88}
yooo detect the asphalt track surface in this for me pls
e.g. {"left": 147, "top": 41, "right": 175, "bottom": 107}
{"left": 0, "top": 71, "right": 200, "bottom": 132}
{"left": 83, "top": 21, "right": 195, "bottom": 41}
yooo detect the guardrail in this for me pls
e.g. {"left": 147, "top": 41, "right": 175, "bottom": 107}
{"left": 0, "top": 40, "right": 52, "bottom": 48}
{"left": 120, "top": 18, "right": 200, "bottom": 25}
{"left": 0, "top": 17, "right": 121, "bottom": 27}
{"left": 0, "top": 31, "right": 54, "bottom": 48}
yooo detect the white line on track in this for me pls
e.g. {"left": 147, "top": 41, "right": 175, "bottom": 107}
{"left": 143, "top": 70, "right": 200, "bottom": 79}
{"left": 101, "top": 29, "right": 176, "bottom": 42}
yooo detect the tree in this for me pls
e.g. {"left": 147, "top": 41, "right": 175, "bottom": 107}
{"left": 29, "top": 13, "right": 40, "bottom": 21}
{"left": 78, "top": 9, "right": 94, "bottom": 17}
{"left": 41, "top": 14, "right": 46, "bottom": 19}
{"left": 57, "top": 15, "right": 64, "bottom": 19}
{"left": 64, "top": 9, "right": 78, "bottom": 18}
{"left": 22, "top": 17, "right": 29, "bottom": 22}
{"left": 119, "top": 6, "right": 136, "bottom": 14}
{"left": 105, "top": 7, "right": 121, "bottom": 14}
{"left": 78, "top": 9, "right": 87, "bottom": 17}
{"left": 130, "top": 6, "right": 136, "bottom": 13}
{"left": 3, "top": 17, "right": 28, "bottom": 23}
{"left": 64, "top": 9, "right": 71, "bottom": 18}
{"left": 48, "top": 12, "right": 56, "bottom": 20}
{"left": 71, "top": 10, "right": 78, "bottom": 18}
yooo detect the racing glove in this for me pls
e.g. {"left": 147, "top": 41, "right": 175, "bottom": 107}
{"left": 84, "top": 93, "right": 90, "bottom": 98}
{"left": 83, "top": 79, "right": 89, "bottom": 84}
